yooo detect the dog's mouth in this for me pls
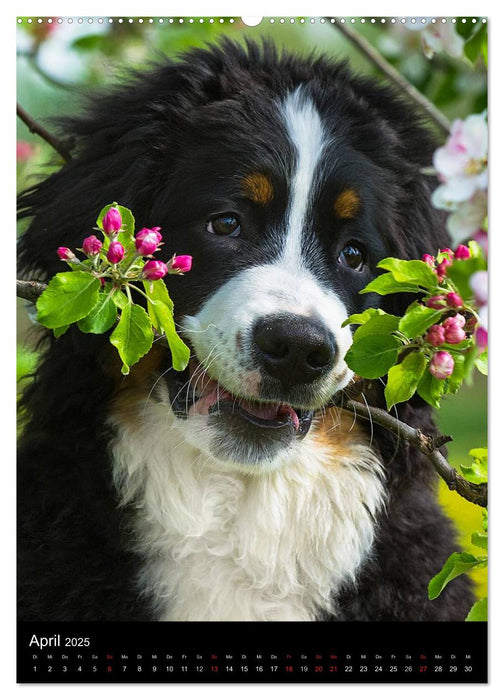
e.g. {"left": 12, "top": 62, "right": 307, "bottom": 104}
{"left": 170, "top": 359, "right": 314, "bottom": 439}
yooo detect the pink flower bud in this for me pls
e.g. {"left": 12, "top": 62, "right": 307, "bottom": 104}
{"left": 440, "top": 247, "right": 454, "bottom": 261}
{"left": 57, "top": 246, "right": 76, "bottom": 261}
{"left": 135, "top": 228, "right": 162, "bottom": 256}
{"left": 436, "top": 262, "right": 449, "bottom": 281}
{"left": 107, "top": 241, "right": 125, "bottom": 264}
{"left": 476, "top": 326, "right": 488, "bottom": 350}
{"left": 143, "top": 260, "right": 168, "bottom": 280}
{"left": 102, "top": 207, "right": 122, "bottom": 236}
{"left": 454, "top": 244, "right": 471, "bottom": 260}
{"left": 445, "top": 292, "right": 464, "bottom": 308}
{"left": 82, "top": 235, "right": 103, "bottom": 257}
{"left": 424, "top": 324, "right": 445, "bottom": 347}
{"left": 426, "top": 295, "right": 446, "bottom": 310}
{"left": 443, "top": 316, "right": 466, "bottom": 344}
{"left": 429, "top": 351, "right": 454, "bottom": 380}
{"left": 171, "top": 255, "right": 193, "bottom": 273}
{"left": 422, "top": 254, "right": 436, "bottom": 267}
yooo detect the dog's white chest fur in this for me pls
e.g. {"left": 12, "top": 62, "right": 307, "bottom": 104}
{"left": 111, "top": 407, "right": 384, "bottom": 621}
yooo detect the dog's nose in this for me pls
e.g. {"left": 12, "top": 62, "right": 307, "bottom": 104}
{"left": 252, "top": 313, "right": 337, "bottom": 386}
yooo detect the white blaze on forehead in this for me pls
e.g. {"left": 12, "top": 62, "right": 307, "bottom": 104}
{"left": 281, "top": 87, "right": 328, "bottom": 268}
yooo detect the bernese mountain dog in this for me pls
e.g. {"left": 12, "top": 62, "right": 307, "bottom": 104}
{"left": 18, "top": 39, "right": 474, "bottom": 621}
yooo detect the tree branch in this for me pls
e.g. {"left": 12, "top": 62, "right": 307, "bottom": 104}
{"left": 329, "top": 20, "right": 451, "bottom": 135}
{"left": 17, "top": 103, "right": 73, "bottom": 163}
{"left": 17, "top": 279, "right": 47, "bottom": 303}
{"left": 15, "top": 278, "right": 487, "bottom": 508}
{"left": 343, "top": 397, "right": 487, "bottom": 508}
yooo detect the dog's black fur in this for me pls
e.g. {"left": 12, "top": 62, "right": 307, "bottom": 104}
{"left": 18, "top": 40, "right": 474, "bottom": 621}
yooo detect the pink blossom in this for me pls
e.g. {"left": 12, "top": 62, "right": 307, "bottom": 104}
{"left": 82, "top": 235, "right": 103, "bottom": 257}
{"left": 171, "top": 255, "right": 193, "bottom": 273}
{"left": 429, "top": 351, "right": 455, "bottom": 380}
{"left": 135, "top": 228, "right": 162, "bottom": 256}
{"left": 107, "top": 241, "right": 125, "bottom": 264}
{"left": 475, "top": 305, "right": 488, "bottom": 349}
{"left": 470, "top": 270, "right": 488, "bottom": 307}
{"left": 426, "top": 295, "right": 446, "bottom": 310}
{"left": 443, "top": 316, "right": 466, "bottom": 344}
{"left": 405, "top": 20, "right": 464, "bottom": 59}
{"left": 432, "top": 114, "right": 488, "bottom": 206}
{"left": 445, "top": 191, "right": 487, "bottom": 243}
{"left": 422, "top": 254, "right": 436, "bottom": 267}
{"left": 454, "top": 244, "right": 471, "bottom": 260}
{"left": 425, "top": 324, "right": 445, "bottom": 347}
{"left": 17, "top": 140, "right": 35, "bottom": 162}
{"left": 136, "top": 227, "right": 162, "bottom": 244}
{"left": 445, "top": 292, "right": 464, "bottom": 308}
{"left": 143, "top": 260, "right": 168, "bottom": 280}
{"left": 57, "top": 247, "right": 75, "bottom": 261}
{"left": 102, "top": 207, "right": 122, "bottom": 237}
{"left": 469, "top": 271, "right": 488, "bottom": 350}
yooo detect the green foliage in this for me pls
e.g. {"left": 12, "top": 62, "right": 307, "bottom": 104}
{"left": 35, "top": 203, "right": 190, "bottom": 375}
{"left": 36, "top": 272, "right": 101, "bottom": 328}
{"left": 345, "top": 243, "right": 487, "bottom": 411}
{"left": 110, "top": 302, "right": 154, "bottom": 375}
{"left": 428, "top": 471, "right": 488, "bottom": 621}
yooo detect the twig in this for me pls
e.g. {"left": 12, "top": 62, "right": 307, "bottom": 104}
{"left": 329, "top": 20, "right": 451, "bottom": 135}
{"left": 17, "top": 279, "right": 47, "bottom": 304}
{"left": 17, "top": 103, "right": 72, "bottom": 163}
{"left": 15, "top": 278, "right": 487, "bottom": 507}
{"left": 344, "top": 397, "right": 487, "bottom": 508}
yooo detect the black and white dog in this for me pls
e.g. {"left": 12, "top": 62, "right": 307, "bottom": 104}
{"left": 18, "top": 40, "right": 473, "bottom": 621}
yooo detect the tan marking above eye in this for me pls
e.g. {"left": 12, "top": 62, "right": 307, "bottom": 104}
{"left": 334, "top": 189, "right": 360, "bottom": 219}
{"left": 241, "top": 173, "right": 274, "bottom": 205}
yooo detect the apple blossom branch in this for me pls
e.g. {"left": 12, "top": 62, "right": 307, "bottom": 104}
{"left": 343, "top": 396, "right": 487, "bottom": 508}
{"left": 17, "top": 276, "right": 487, "bottom": 508}
{"left": 17, "top": 103, "right": 73, "bottom": 164}
{"left": 329, "top": 20, "right": 451, "bottom": 135}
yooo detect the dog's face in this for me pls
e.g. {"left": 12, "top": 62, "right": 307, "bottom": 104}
{"left": 152, "top": 88, "right": 399, "bottom": 469}
{"left": 20, "top": 43, "right": 445, "bottom": 472}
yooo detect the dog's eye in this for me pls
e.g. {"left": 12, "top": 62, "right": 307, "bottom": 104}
{"left": 338, "top": 243, "right": 364, "bottom": 270}
{"left": 207, "top": 213, "right": 241, "bottom": 237}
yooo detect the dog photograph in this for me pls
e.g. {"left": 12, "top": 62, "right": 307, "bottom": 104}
{"left": 16, "top": 14, "right": 487, "bottom": 642}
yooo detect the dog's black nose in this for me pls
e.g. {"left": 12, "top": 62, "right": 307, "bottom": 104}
{"left": 252, "top": 314, "right": 337, "bottom": 386}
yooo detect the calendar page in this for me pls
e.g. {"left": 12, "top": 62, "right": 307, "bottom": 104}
{"left": 16, "top": 15, "right": 488, "bottom": 684}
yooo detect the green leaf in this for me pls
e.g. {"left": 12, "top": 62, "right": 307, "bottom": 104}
{"left": 416, "top": 366, "right": 446, "bottom": 409}
{"left": 36, "top": 272, "right": 101, "bottom": 329}
{"left": 148, "top": 300, "right": 190, "bottom": 372}
{"left": 428, "top": 552, "right": 481, "bottom": 600}
{"left": 342, "top": 308, "right": 386, "bottom": 328}
{"left": 360, "top": 273, "right": 421, "bottom": 296}
{"left": 474, "top": 350, "right": 488, "bottom": 376}
{"left": 377, "top": 258, "right": 438, "bottom": 287}
{"left": 398, "top": 303, "right": 443, "bottom": 339}
{"left": 111, "top": 288, "right": 129, "bottom": 309}
{"left": 471, "top": 531, "right": 488, "bottom": 552}
{"left": 96, "top": 203, "right": 136, "bottom": 251}
{"left": 465, "top": 597, "right": 487, "bottom": 622}
{"left": 464, "top": 22, "right": 487, "bottom": 65}
{"left": 344, "top": 334, "right": 401, "bottom": 379}
{"left": 53, "top": 325, "right": 70, "bottom": 338}
{"left": 445, "top": 353, "right": 466, "bottom": 395}
{"left": 78, "top": 294, "right": 117, "bottom": 334}
{"left": 384, "top": 351, "right": 427, "bottom": 410}
{"left": 482, "top": 509, "right": 488, "bottom": 533}
{"left": 143, "top": 279, "right": 174, "bottom": 314}
{"left": 353, "top": 312, "right": 400, "bottom": 341}
{"left": 109, "top": 303, "right": 154, "bottom": 375}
